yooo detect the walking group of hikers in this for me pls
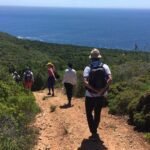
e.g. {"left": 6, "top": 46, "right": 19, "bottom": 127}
{"left": 12, "top": 48, "right": 112, "bottom": 141}
{"left": 47, "top": 60, "right": 77, "bottom": 107}
{"left": 47, "top": 48, "right": 112, "bottom": 140}
{"left": 12, "top": 66, "right": 34, "bottom": 90}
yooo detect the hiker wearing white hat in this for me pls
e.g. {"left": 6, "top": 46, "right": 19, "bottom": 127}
{"left": 83, "top": 48, "right": 112, "bottom": 140}
{"left": 89, "top": 48, "right": 102, "bottom": 59}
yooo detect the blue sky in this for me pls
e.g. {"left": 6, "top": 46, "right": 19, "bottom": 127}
{"left": 0, "top": 0, "right": 150, "bottom": 9}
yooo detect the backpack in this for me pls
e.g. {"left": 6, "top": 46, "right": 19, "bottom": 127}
{"left": 54, "top": 71, "right": 60, "bottom": 79}
{"left": 88, "top": 62, "right": 107, "bottom": 93}
{"left": 24, "top": 71, "right": 32, "bottom": 82}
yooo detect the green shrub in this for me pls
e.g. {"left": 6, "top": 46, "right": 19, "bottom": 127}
{"left": 0, "top": 70, "right": 39, "bottom": 149}
{"left": 74, "top": 71, "right": 85, "bottom": 97}
{"left": 133, "top": 112, "right": 146, "bottom": 130}
{"left": 128, "top": 98, "right": 140, "bottom": 124}
{"left": 132, "top": 93, "right": 150, "bottom": 131}
{"left": 109, "top": 88, "right": 137, "bottom": 115}
{"left": 32, "top": 73, "right": 45, "bottom": 91}
{"left": 144, "top": 133, "right": 150, "bottom": 143}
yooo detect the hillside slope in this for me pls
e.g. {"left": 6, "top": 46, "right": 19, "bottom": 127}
{"left": 0, "top": 32, "right": 150, "bottom": 136}
{"left": 32, "top": 89, "right": 150, "bottom": 150}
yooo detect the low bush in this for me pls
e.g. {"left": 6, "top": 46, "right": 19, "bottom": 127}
{"left": 74, "top": 71, "right": 85, "bottom": 98}
{"left": 109, "top": 90, "right": 138, "bottom": 115}
{"left": 0, "top": 70, "right": 39, "bottom": 150}
{"left": 144, "top": 133, "right": 150, "bottom": 143}
{"left": 130, "top": 93, "right": 150, "bottom": 131}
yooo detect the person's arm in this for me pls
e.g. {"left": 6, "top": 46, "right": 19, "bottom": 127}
{"left": 62, "top": 70, "right": 66, "bottom": 84}
{"left": 51, "top": 68, "right": 56, "bottom": 80}
{"left": 83, "top": 77, "right": 99, "bottom": 93}
{"left": 97, "top": 64, "right": 112, "bottom": 95}
{"left": 83, "top": 66, "right": 98, "bottom": 92}
{"left": 98, "top": 74, "right": 112, "bottom": 95}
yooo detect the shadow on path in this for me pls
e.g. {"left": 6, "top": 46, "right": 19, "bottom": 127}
{"left": 78, "top": 137, "right": 107, "bottom": 150}
{"left": 59, "top": 104, "right": 74, "bottom": 109}
{"left": 42, "top": 95, "right": 57, "bottom": 100}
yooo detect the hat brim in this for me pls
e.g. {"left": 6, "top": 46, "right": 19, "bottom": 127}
{"left": 47, "top": 63, "right": 53, "bottom": 66}
{"left": 89, "top": 55, "right": 102, "bottom": 59}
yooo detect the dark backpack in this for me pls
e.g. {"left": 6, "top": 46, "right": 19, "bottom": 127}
{"left": 54, "top": 71, "right": 60, "bottom": 79}
{"left": 24, "top": 71, "right": 32, "bottom": 81}
{"left": 88, "top": 62, "right": 107, "bottom": 93}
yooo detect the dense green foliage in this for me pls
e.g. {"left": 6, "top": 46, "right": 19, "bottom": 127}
{"left": 144, "top": 133, "right": 150, "bottom": 143}
{"left": 0, "top": 32, "right": 150, "bottom": 147}
{"left": 108, "top": 63, "right": 150, "bottom": 132}
{"left": 0, "top": 68, "right": 39, "bottom": 149}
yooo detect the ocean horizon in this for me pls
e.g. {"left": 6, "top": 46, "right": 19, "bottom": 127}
{"left": 0, "top": 6, "right": 150, "bottom": 51}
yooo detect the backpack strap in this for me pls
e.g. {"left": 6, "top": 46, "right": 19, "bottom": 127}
{"left": 90, "top": 61, "right": 103, "bottom": 69}
{"left": 99, "top": 62, "right": 103, "bottom": 67}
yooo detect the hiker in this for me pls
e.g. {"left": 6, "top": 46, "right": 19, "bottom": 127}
{"left": 23, "top": 67, "right": 34, "bottom": 90}
{"left": 47, "top": 62, "right": 56, "bottom": 96}
{"left": 83, "top": 48, "right": 112, "bottom": 140}
{"left": 12, "top": 71, "right": 21, "bottom": 83}
{"left": 62, "top": 63, "right": 77, "bottom": 107}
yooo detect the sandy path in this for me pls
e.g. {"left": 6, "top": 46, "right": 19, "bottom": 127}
{"left": 32, "top": 89, "right": 150, "bottom": 150}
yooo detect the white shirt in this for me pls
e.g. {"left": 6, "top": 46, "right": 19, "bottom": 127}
{"left": 83, "top": 64, "right": 111, "bottom": 97}
{"left": 62, "top": 68, "right": 77, "bottom": 85}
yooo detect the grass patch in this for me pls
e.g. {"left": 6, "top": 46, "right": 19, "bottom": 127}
{"left": 50, "top": 105, "right": 57, "bottom": 112}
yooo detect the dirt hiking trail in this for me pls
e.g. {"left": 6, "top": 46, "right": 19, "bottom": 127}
{"left": 32, "top": 89, "right": 150, "bottom": 150}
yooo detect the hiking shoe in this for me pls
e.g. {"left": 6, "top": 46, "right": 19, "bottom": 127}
{"left": 47, "top": 92, "right": 51, "bottom": 95}
{"left": 67, "top": 103, "right": 71, "bottom": 107}
{"left": 52, "top": 93, "right": 54, "bottom": 96}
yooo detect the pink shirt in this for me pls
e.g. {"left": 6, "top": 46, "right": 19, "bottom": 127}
{"left": 48, "top": 68, "right": 55, "bottom": 77}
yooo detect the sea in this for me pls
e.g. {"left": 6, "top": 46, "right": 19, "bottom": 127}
{"left": 0, "top": 6, "right": 150, "bottom": 51}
